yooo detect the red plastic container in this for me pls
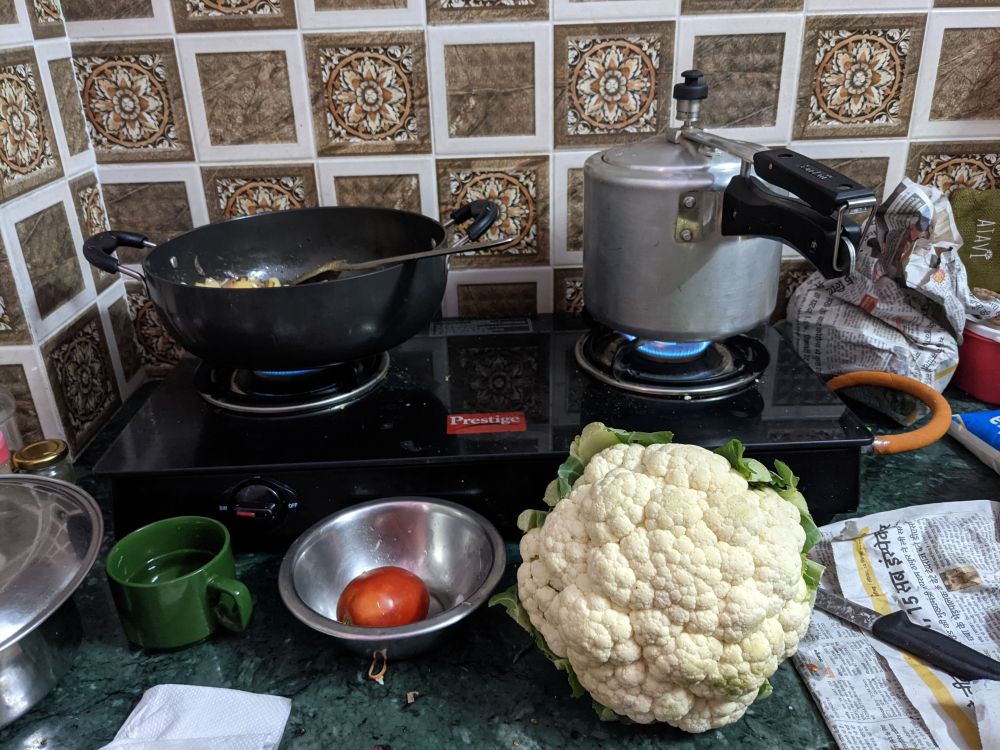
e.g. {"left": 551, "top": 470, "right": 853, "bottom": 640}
{"left": 953, "top": 321, "right": 1000, "bottom": 405}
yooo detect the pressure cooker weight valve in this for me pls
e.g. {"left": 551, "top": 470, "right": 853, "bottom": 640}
{"left": 672, "top": 69, "right": 709, "bottom": 126}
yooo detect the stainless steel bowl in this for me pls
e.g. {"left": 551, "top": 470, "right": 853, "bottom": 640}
{"left": 278, "top": 497, "right": 506, "bottom": 659}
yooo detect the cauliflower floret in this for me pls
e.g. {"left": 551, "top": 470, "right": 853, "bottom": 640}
{"left": 517, "top": 441, "right": 813, "bottom": 733}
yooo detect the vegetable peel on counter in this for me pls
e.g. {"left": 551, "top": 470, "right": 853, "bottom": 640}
{"left": 490, "top": 422, "right": 824, "bottom": 733}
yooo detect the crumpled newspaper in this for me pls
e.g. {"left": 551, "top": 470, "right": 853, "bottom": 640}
{"left": 786, "top": 178, "right": 1000, "bottom": 424}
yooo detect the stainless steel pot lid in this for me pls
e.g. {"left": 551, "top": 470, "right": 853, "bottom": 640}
{"left": 0, "top": 476, "right": 102, "bottom": 649}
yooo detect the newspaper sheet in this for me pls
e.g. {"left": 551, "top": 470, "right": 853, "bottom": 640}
{"left": 793, "top": 500, "right": 1000, "bottom": 750}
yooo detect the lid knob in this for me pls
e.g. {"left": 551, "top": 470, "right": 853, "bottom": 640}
{"left": 673, "top": 70, "right": 708, "bottom": 101}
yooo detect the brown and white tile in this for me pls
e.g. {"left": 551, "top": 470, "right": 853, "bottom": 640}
{"left": 909, "top": 11, "right": 1000, "bottom": 139}
{"left": 0, "top": 235, "right": 31, "bottom": 345}
{"left": 790, "top": 139, "right": 908, "bottom": 202}
{"left": 171, "top": 0, "right": 297, "bottom": 32}
{"left": 177, "top": 33, "right": 313, "bottom": 161}
{"left": 72, "top": 39, "right": 194, "bottom": 163}
{"left": 676, "top": 15, "right": 801, "bottom": 143}
{"left": 807, "top": 0, "right": 930, "bottom": 10}
{"left": 104, "top": 294, "right": 143, "bottom": 383}
{"left": 442, "top": 267, "right": 553, "bottom": 316}
{"left": 319, "top": 157, "right": 437, "bottom": 215}
{"left": 41, "top": 305, "right": 121, "bottom": 452}
{"left": 0, "top": 361, "right": 44, "bottom": 446}
{"left": 27, "top": 0, "right": 64, "bottom": 39}
{"left": 298, "top": 0, "right": 424, "bottom": 30}
{"left": 553, "top": 267, "right": 583, "bottom": 315}
{"left": 553, "top": 22, "right": 673, "bottom": 148}
{"left": 552, "top": 150, "right": 591, "bottom": 264}
{"left": 31, "top": 40, "right": 95, "bottom": 173}
{"left": 793, "top": 14, "right": 926, "bottom": 140}
{"left": 429, "top": 25, "right": 548, "bottom": 154}
{"left": 68, "top": 171, "right": 118, "bottom": 295}
{"left": 554, "top": 0, "right": 677, "bottom": 22}
{"left": 934, "top": 0, "right": 995, "bottom": 5}
{"left": 683, "top": 0, "right": 800, "bottom": 11}
{"left": 436, "top": 155, "right": 549, "bottom": 268}
{"left": 125, "top": 280, "right": 184, "bottom": 377}
{"left": 0, "top": 348, "right": 63, "bottom": 446}
{"left": 906, "top": 140, "right": 1000, "bottom": 195}
{"left": 304, "top": 30, "right": 431, "bottom": 156}
{"left": 0, "top": 3, "right": 32, "bottom": 45}
{"left": 426, "top": 0, "right": 547, "bottom": 26}
{"left": 202, "top": 163, "right": 318, "bottom": 223}
{"left": 0, "top": 46, "right": 63, "bottom": 202}
{"left": 64, "top": 0, "right": 172, "bottom": 38}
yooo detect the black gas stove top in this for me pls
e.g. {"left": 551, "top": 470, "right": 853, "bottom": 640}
{"left": 95, "top": 315, "right": 871, "bottom": 548}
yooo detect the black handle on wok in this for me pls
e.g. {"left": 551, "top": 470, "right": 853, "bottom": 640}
{"left": 83, "top": 230, "right": 151, "bottom": 274}
{"left": 450, "top": 200, "right": 500, "bottom": 242}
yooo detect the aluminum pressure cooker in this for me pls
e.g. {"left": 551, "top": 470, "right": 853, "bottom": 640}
{"left": 584, "top": 70, "right": 877, "bottom": 342}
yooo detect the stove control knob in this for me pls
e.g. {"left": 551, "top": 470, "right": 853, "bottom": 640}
{"left": 227, "top": 479, "right": 295, "bottom": 524}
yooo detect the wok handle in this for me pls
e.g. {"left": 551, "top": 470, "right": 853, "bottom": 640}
{"left": 450, "top": 200, "right": 500, "bottom": 242}
{"left": 826, "top": 371, "right": 952, "bottom": 455}
{"left": 83, "top": 231, "right": 153, "bottom": 284}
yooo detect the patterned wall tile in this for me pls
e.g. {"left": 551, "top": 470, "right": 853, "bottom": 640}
{"left": 0, "top": 0, "right": 18, "bottom": 24}
{"left": 125, "top": 281, "right": 183, "bottom": 377}
{"left": 108, "top": 295, "right": 142, "bottom": 381}
{"left": 0, "top": 364, "right": 43, "bottom": 445}
{"left": 554, "top": 22, "right": 674, "bottom": 148}
{"left": 63, "top": 0, "right": 153, "bottom": 21}
{"left": 818, "top": 156, "right": 889, "bottom": 202}
{"left": 445, "top": 43, "right": 534, "bottom": 138}
{"left": 103, "top": 181, "right": 193, "bottom": 254}
{"left": 0, "top": 47, "right": 63, "bottom": 202}
{"left": 202, "top": 164, "right": 318, "bottom": 222}
{"left": 774, "top": 258, "right": 813, "bottom": 322}
{"left": 68, "top": 172, "right": 115, "bottom": 293}
{"left": 457, "top": 281, "right": 537, "bottom": 317}
{"left": 793, "top": 15, "right": 926, "bottom": 140}
{"left": 316, "top": 0, "right": 403, "bottom": 7}
{"left": 553, "top": 267, "right": 583, "bottom": 314}
{"left": 171, "top": 0, "right": 296, "bottom": 32}
{"left": 72, "top": 39, "right": 194, "bottom": 163}
{"left": 47, "top": 58, "right": 89, "bottom": 156}
{"left": 41, "top": 305, "right": 121, "bottom": 451}
{"left": 195, "top": 51, "right": 296, "bottom": 146}
{"left": 15, "top": 202, "right": 85, "bottom": 319}
{"left": 437, "top": 155, "right": 549, "bottom": 267}
{"left": 682, "top": 0, "right": 801, "bottom": 10}
{"left": 304, "top": 31, "right": 431, "bottom": 156}
{"left": 929, "top": 28, "right": 1000, "bottom": 122}
{"left": 693, "top": 33, "right": 784, "bottom": 129}
{"left": 566, "top": 167, "right": 584, "bottom": 254}
{"left": 27, "top": 0, "right": 64, "bottom": 39}
{"left": 426, "top": 0, "right": 547, "bottom": 25}
{"left": 0, "top": 237, "right": 30, "bottom": 345}
{"left": 906, "top": 141, "right": 1000, "bottom": 195}
{"left": 334, "top": 174, "right": 421, "bottom": 213}
{"left": 934, "top": 0, "right": 996, "bottom": 5}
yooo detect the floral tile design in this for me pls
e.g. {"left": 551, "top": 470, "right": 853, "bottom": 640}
{"left": 202, "top": 164, "right": 318, "bottom": 223}
{"left": 108, "top": 296, "right": 143, "bottom": 381}
{"left": 48, "top": 58, "right": 90, "bottom": 156}
{"left": 681, "top": 0, "right": 801, "bottom": 11}
{"left": 171, "top": 0, "right": 296, "bottom": 32}
{"left": 427, "top": 0, "right": 547, "bottom": 26}
{"left": 437, "top": 156, "right": 549, "bottom": 268}
{"left": 304, "top": 32, "right": 431, "bottom": 156}
{"left": 444, "top": 43, "right": 535, "bottom": 138}
{"left": 930, "top": 28, "right": 1000, "bottom": 122}
{"left": 457, "top": 281, "right": 537, "bottom": 317}
{"left": 554, "top": 22, "right": 674, "bottom": 148}
{"left": 0, "top": 48, "right": 63, "bottom": 203}
{"left": 125, "top": 281, "right": 184, "bottom": 377}
{"left": 566, "top": 167, "right": 584, "bottom": 253}
{"left": 28, "top": 0, "right": 64, "bottom": 39}
{"left": 793, "top": 15, "right": 926, "bottom": 140}
{"left": 693, "top": 33, "right": 784, "bottom": 129}
{"left": 447, "top": 337, "right": 548, "bottom": 422}
{"left": 0, "top": 364, "right": 43, "bottom": 445}
{"left": 0, "top": 237, "right": 30, "bottom": 345}
{"left": 195, "top": 51, "right": 296, "bottom": 146}
{"left": 0, "top": 0, "right": 18, "bottom": 24}
{"left": 63, "top": 0, "right": 153, "bottom": 21}
{"left": 103, "top": 181, "right": 194, "bottom": 256}
{"left": 41, "top": 306, "right": 121, "bottom": 452}
{"left": 72, "top": 40, "right": 194, "bottom": 163}
{"left": 15, "top": 202, "right": 85, "bottom": 319}
{"left": 334, "top": 174, "right": 421, "bottom": 213}
{"left": 553, "top": 267, "right": 583, "bottom": 314}
{"left": 906, "top": 141, "right": 1000, "bottom": 195}
{"left": 69, "top": 172, "right": 116, "bottom": 294}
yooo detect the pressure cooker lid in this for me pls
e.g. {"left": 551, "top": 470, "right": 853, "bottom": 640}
{"left": 599, "top": 133, "right": 740, "bottom": 173}
{"left": 0, "top": 476, "right": 102, "bottom": 650}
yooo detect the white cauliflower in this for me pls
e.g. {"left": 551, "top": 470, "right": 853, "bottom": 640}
{"left": 495, "top": 424, "right": 822, "bottom": 734}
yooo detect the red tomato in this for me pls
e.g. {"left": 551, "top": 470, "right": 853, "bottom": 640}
{"left": 337, "top": 566, "right": 430, "bottom": 627}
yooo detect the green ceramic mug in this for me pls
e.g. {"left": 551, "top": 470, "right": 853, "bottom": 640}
{"left": 106, "top": 516, "right": 252, "bottom": 649}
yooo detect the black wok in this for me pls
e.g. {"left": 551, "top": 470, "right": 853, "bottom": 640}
{"left": 83, "top": 201, "right": 502, "bottom": 370}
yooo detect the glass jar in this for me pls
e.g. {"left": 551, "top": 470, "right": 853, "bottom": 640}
{"left": 12, "top": 439, "right": 75, "bottom": 483}
{"left": 0, "top": 385, "right": 23, "bottom": 452}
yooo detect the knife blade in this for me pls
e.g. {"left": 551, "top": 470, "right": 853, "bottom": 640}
{"left": 814, "top": 587, "right": 1000, "bottom": 681}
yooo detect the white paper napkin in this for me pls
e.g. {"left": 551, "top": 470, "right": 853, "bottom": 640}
{"left": 99, "top": 684, "right": 292, "bottom": 750}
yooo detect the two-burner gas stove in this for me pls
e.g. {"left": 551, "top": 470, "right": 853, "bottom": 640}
{"left": 95, "top": 315, "right": 871, "bottom": 549}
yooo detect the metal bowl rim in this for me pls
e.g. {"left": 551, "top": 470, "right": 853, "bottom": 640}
{"left": 278, "top": 496, "right": 506, "bottom": 643}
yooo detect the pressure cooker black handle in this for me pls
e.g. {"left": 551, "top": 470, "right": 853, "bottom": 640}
{"left": 754, "top": 150, "right": 873, "bottom": 217}
{"left": 450, "top": 200, "right": 500, "bottom": 242}
{"left": 82, "top": 230, "right": 150, "bottom": 274}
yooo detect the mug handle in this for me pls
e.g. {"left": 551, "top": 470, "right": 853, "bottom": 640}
{"left": 208, "top": 576, "right": 253, "bottom": 632}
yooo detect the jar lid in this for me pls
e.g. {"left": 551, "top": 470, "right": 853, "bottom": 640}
{"left": 12, "top": 438, "right": 69, "bottom": 471}
{"left": 0, "top": 475, "right": 102, "bottom": 650}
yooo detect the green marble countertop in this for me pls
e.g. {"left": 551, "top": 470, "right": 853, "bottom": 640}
{"left": 1, "top": 387, "right": 997, "bottom": 750}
